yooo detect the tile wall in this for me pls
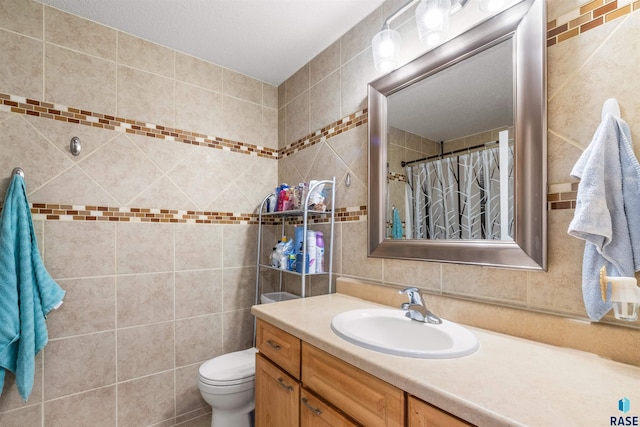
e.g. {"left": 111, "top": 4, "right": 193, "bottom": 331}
{"left": 1, "top": 0, "right": 640, "bottom": 425}
{"left": 0, "top": 1, "right": 279, "bottom": 426}
{"left": 277, "top": 0, "right": 640, "bottom": 329}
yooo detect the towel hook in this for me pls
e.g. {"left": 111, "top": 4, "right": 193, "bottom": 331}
{"left": 601, "top": 98, "right": 621, "bottom": 121}
{"left": 12, "top": 167, "right": 24, "bottom": 178}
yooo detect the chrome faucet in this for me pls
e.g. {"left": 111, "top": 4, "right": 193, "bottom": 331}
{"left": 398, "top": 287, "right": 442, "bottom": 324}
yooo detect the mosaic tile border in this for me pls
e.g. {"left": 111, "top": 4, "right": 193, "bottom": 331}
{"left": 388, "top": 172, "right": 407, "bottom": 183}
{"left": 0, "top": 204, "right": 368, "bottom": 224}
{"left": 278, "top": 110, "right": 368, "bottom": 159}
{"left": 547, "top": 0, "right": 640, "bottom": 46}
{"left": 0, "top": 92, "right": 278, "bottom": 159}
{"left": 548, "top": 182, "right": 578, "bottom": 210}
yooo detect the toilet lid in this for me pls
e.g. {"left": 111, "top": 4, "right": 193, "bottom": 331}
{"left": 199, "top": 347, "right": 257, "bottom": 383}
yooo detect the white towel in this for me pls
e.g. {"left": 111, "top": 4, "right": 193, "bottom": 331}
{"left": 568, "top": 114, "right": 640, "bottom": 321}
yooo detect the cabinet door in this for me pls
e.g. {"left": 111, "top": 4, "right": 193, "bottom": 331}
{"left": 408, "top": 395, "right": 474, "bottom": 427}
{"left": 255, "top": 353, "right": 300, "bottom": 427}
{"left": 302, "top": 343, "right": 404, "bottom": 427}
{"left": 300, "top": 388, "right": 359, "bottom": 427}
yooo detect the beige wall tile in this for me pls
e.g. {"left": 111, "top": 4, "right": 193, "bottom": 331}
{"left": 117, "top": 371, "right": 175, "bottom": 427}
{"left": 118, "top": 32, "right": 174, "bottom": 78}
{"left": 46, "top": 7, "right": 116, "bottom": 60}
{"left": 175, "top": 314, "right": 223, "bottom": 366}
{"left": 175, "top": 224, "right": 223, "bottom": 270}
{"left": 547, "top": 132, "right": 582, "bottom": 184}
{"left": 48, "top": 277, "right": 116, "bottom": 339}
{"left": 30, "top": 166, "right": 119, "bottom": 207}
{"left": 175, "top": 269, "right": 223, "bottom": 319}
{"left": 222, "top": 309, "right": 253, "bottom": 353}
{"left": 117, "top": 322, "right": 174, "bottom": 381}
{"left": 441, "top": 264, "right": 529, "bottom": 304}
{"left": 278, "top": 105, "right": 286, "bottom": 148}
{"left": 0, "top": 31, "right": 43, "bottom": 99}
{"left": 44, "top": 332, "right": 116, "bottom": 400}
{"left": 175, "top": 82, "right": 224, "bottom": 137}
{"left": 0, "top": 404, "right": 41, "bottom": 427}
{"left": 117, "top": 65, "right": 174, "bottom": 126}
{"left": 0, "top": 115, "right": 74, "bottom": 195}
{"left": 342, "top": 221, "right": 383, "bottom": 280}
{"left": 45, "top": 44, "right": 116, "bottom": 113}
{"left": 0, "top": 0, "right": 42, "bottom": 39}
{"left": 175, "top": 52, "right": 223, "bottom": 92}
{"left": 340, "top": 6, "right": 381, "bottom": 65}
{"left": 340, "top": 49, "right": 377, "bottom": 115}
{"left": 222, "top": 96, "right": 263, "bottom": 146}
{"left": 117, "top": 272, "right": 174, "bottom": 327}
{"left": 310, "top": 40, "right": 341, "bottom": 86}
{"left": 223, "top": 69, "right": 263, "bottom": 104}
{"left": 44, "top": 386, "right": 116, "bottom": 427}
{"left": 175, "top": 364, "right": 207, "bottom": 415}
{"left": 263, "top": 83, "right": 278, "bottom": 109}
{"left": 176, "top": 413, "right": 212, "bottom": 427}
{"left": 222, "top": 267, "right": 256, "bottom": 311}
{"left": 263, "top": 106, "right": 278, "bottom": 148}
{"left": 44, "top": 221, "right": 116, "bottom": 279}
{"left": 383, "top": 259, "right": 442, "bottom": 291}
{"left": 222, "top": 225, "right": 258, "bottom": 268}
{"left": 284, "top": 64, "right": 309, "bottom": 105}
{"left": 128, "top": 132, "right": 194, "bottom": 172}
{"left": 129, "top": 175, "right": 199, "bottom": 211}
{"left": 310, "top": 70, "right": 341, "bottom": 132}
{"left": 80, "top": 134, "right": 163, "bottom": 205}
{"left": 285, "top": 91, "right": 310, "bottom": 144}
{"left": 116, "top": 223, "right": 174, "bottom": 274}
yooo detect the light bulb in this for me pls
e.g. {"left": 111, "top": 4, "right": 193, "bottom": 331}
{"left": 371, "top": 27, "right": 401, "bottom": 72}
{"left": 479, "top": 0, "right": 506, "bottom": 13}
{"left": 416, "top": 0, "right": 451, "bottom": 45}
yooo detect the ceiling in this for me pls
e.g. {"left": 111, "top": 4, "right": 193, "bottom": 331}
{"left": 37, "top": 0, "right": 386, "bottom": 86}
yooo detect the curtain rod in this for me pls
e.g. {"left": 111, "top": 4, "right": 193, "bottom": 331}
{"left": 400, "top": 140, "right": 501, "bottom": 168}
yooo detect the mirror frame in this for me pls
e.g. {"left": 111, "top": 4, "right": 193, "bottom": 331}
{"left": 368, "top": 0, "right": 547, "bottom": 270}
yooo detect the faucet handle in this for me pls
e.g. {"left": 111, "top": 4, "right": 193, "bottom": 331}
{"left": 399, "top": 287, "right": 424, "bottom": 306}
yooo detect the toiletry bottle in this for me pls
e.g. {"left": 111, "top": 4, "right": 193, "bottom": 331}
{"left": 295, "top": 243, "right": 309, "bottom": 273}
{"left": 315, "top": 232, "right": 324, "bottom": 273}
{"left": 306, "top": 230, "right": 317, "bottom": 274}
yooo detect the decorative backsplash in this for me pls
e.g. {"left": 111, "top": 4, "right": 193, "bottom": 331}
{"left": 547, "top": 0, "right": 639, "bottom": 46}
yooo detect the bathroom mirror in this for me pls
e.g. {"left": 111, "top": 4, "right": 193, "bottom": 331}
{"left": 368, "top": 0, "right": 547, "bottom": 270}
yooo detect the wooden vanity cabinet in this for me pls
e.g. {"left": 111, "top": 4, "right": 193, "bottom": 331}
{"left": 408, "top": 396, "right": 473, "bottom": 427}
{"left": 255, "top": 353, "right": 300, "bottom": 427}
{"left": 300, "top": 388, "right": 358, "bottom": 427}
{"left": 255, "top": 319, "right": 475, "bottom": 427}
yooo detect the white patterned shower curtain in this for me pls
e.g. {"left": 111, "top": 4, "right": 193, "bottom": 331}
{"left": 405, "top": 145, "right": 514, "bottom": 240}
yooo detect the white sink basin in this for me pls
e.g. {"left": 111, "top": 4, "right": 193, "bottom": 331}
{"left": 331, "top": 308, "right": 479, "bottom": 359}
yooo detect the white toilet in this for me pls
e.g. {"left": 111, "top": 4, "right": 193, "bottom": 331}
{"left": 197, "top": 347, "right": 258, "bottom": 427}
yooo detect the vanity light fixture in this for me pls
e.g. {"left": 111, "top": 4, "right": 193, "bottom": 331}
{"left": 372, "top": 0, "right": 487, "bottom": 72}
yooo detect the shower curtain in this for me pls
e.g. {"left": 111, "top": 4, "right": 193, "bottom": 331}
{"left": 405, "top": 146, "right": 513, "bottom": 240}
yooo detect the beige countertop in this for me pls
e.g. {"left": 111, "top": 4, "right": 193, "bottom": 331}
{"left": 251, "top": 293, "right": 640, "bottom": 426}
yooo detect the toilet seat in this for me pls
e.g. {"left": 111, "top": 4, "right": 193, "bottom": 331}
{"left": 198, "top": 347, "right": 257, "bottom": 387}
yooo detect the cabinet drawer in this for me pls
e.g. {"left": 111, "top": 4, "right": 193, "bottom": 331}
{"left": 408, "top": 395, "right": 474, "bottom": 427}
{"left": 256, "top": 319, "right": 301, "bottom": 379}
{"left": 302, "top": 343, "right": 404, "bottom": 427}
{"left": 301, "top": 388, "right": 359, "bottom": 427}
{"left": 255, "top": 353, "right": 300, "bottom": 427}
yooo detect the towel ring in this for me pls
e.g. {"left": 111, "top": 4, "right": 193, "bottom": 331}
{"left": 12, "top": 167, "right": 24, "bottom": 178}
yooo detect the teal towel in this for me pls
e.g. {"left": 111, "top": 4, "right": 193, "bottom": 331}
{"left": 0, "top": 175, "right": 65, "bottom": 401}
{"left": 392, "top": 207, "right": 403, "bottom": 239}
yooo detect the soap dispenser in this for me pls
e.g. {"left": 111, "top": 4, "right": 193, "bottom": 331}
{"left": 599, "top": 266, "right": 640, "bottom": 321}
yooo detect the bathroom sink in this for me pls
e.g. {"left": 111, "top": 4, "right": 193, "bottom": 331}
{"left": 331, "top": 308, "right": 479, "bottom": 359}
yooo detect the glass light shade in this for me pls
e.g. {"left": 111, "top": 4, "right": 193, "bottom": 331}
{"left": 479, "top": 0, "right": 506, "bottom": 12}
{"left": 416, "top": 0, "right": 451, "bottom": 46}
{"left": 372, "top": 27, "right": 401, "bottom": 72}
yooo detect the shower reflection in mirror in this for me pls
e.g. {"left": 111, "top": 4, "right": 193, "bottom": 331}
{"left": 387, "top": 129, "right": 513, "bottom": 241}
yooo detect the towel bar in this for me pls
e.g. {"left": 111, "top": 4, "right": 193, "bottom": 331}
{"left": 12, "top": 167, "right": 24, "bottom": 178}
